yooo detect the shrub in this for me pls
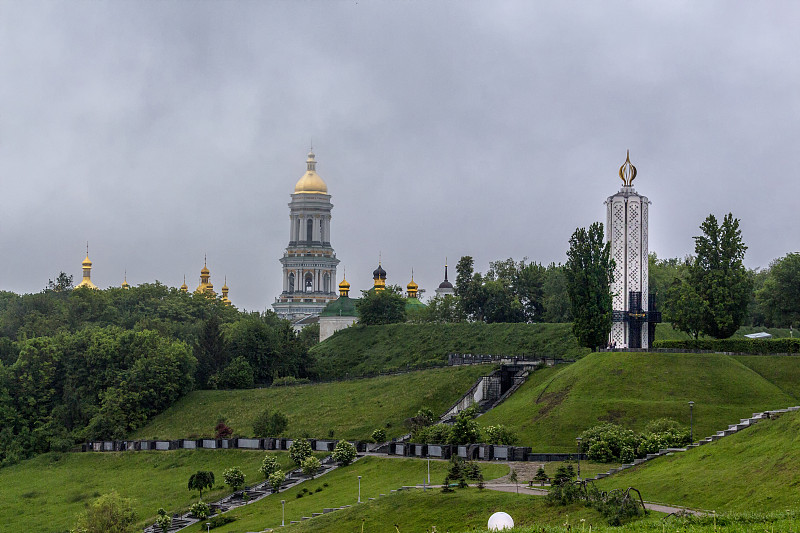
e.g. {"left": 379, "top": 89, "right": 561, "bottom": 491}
{"left": 301, "top": 456, "right": 322, "bottom": 478}
{"left": 272, "top": 376, "right": 311, "bottom": 386}
{"left": 189, "top": 501, "right": 211, "bottom": 520}
{"left": 533, "top": 466, "right": 549, "bottom": 486}
{"left": 483, "top": 425, "right": 518, "bottom": 445}
{"left": 579, "top": 423, "right": 640, "bottom": 463}
{"left": 206, "top": 514, "right": 237, "bottom": 529}
{"left": 222, "top": 467, "right": 245, "bottom": 492}
{"left": 268, "top": 470, "right": 285, "bottom": 492}
{"left": 154, "top": 508, "right": 171, "bottom": 533}
{"left": 331, "top": 440, "right": 357, "bottom": 466}
{"left": 72, "top": 491, "right": 136, "bottom": 533}
{"left": 259, "top": 455, "right": 281, "bottom": 479}
{"left": 214, "top": 420, "right": 233, "bottom": 439}
{"left": 653, "top": 338, "right": 800, "bottom": 354}
{"left": 371, "top": 428, "right": 387, "bottom": 443}
{"left": 412, "top": 423, "right": 451, "bottom": 444}
{"left": 449, "top": 407, "right": 482, "bottom": 445}
{"left": 252, "top": 409, "right": 288, "bottom": 438}
{"left": 545, "top": 480, "right": 582, "bottom": 506}
{"left": 289, "top": 438, "right": 312, "bottom": 466}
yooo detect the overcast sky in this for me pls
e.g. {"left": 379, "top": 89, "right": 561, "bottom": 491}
{"left": 1, "top": 1, "right": 798, "bottom": 311}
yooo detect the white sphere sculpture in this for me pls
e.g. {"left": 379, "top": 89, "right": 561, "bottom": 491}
{"left": 487, "top": 511, "right": 514, "bottom": 531}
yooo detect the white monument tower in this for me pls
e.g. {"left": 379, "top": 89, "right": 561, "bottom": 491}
{"left": 605, "top": 152, "right": 659, "bottom": 348}
{"left": 272, "top": 150, "right": 340, "bottom": 320}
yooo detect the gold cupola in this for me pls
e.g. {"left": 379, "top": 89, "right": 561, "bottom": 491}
{"left": 406, "top": 271, "right": 419, "bottom": 299}
{"left": 338, "top": 271, "right": 351, "bottom": 297}
{"left": 293, "top": 150, "right": 328, "bottom": 194}
{"left": 76, "top": 243, "right": 98, "bottom": 290}
{"left": 121, "top": 271, "right": 130, "bottom": 290}
{"left": 195, "top": 256, "right": 216, "bottom": 296}
{"left": 221, "top": 277, "right": 231, "bottom": 305}
{"left": 180, "top": 275, "right": 188, "bottom": 293}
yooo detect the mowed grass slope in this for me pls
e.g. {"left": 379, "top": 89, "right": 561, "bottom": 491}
{"left": 595, "top": 410, "right": 800, "bottom": 512}
{"left": 0, "top": 449, "right": 293, "bottom": 533}
{"left": 132, "top": 365, "right": 492, "bottom": 441}
{"left": 209, "top": 456, "right": 510, "bottom": 533}
{"left": 478, "top": 352, "right": 799, "bottom": 451}
{"left": 309, "top": 322, "right": 590, "bottom": 378}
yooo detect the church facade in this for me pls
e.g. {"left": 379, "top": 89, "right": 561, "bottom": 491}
{"left": 272, "top": 151, "right": 340, "bottom": 320}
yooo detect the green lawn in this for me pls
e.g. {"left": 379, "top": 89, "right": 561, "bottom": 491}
{"left": 0, "top": 449, "right": 294, "bottom": 533}
{"left": 132, "top": 365, "right": 492, "bottom": 441}
{"left": 310, "top": 322, "right": 590, "bottom": 378}
{"left": 734, "top": 355, "right": 800, "bottom": 399}
{"left": 206, "top": 456, "right": 510, "bottom": 533}
{"left": 595, "top": 409, "right": 800, "bottom": 512}
{"left": 478, "top": 352, "right": 798, "bottom": 451}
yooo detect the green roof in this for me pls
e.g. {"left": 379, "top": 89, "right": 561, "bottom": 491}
{"left": 405, "top": 297, "right": 427, "bottom": 312}
{"left": 320, "top": 296, "right": 358, "bottom": 317}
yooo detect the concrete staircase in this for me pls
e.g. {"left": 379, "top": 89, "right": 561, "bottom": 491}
{"left": 588, "top": 406, "right": 800, "bottom": 481}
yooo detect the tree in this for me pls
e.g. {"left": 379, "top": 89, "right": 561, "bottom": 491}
{"left": 757, "top": 253, "right": 800, "bottom": 328}
{"left": 534, "top": 466, "right": 549, "bottom": 486}
{"left": 223, "top": 466, "right": 245, "bottom": 492}
{"left": 565, "top": 222, "right": 614, "bottom": 350}
{"left": 260, "top": 454, "right": 281, "bottom": 479}
{"left": 331, "top": 440, "right": 357, "bottom": 466}
{"left": 289, "top": 438, "right": 312, "bottom": 466}
{"left": 194, "top": 314, "right": 228, "bottom": 388}
{"left": 252, "top": 409, "right": 288, "bottom": 438}
{"left": 509, "top": 468, "right": 519, "bottom": 493}
{"left": 456, "top": 256, "right": 483, "bottom": 321}
{"left": 542, "top": 263, "right": 571, "bottom": 323}
{"left": 268, "top": 470, "right": 285, "bottom": 492}
{"left": 154, "top": 508, "right": 171, "bottom": 533}
{"left": 370, "top": 428, "right": 386, "bottom": 443}
{"left": 188, "top": 471, "right": 215, "bottom": 498}
{"left": 690, "top": 213, "right": 752, "bottom": 338}
{"left": 355, "top": 286, "right": 406, "bottom": 325}
{"left": 301, "top": 456, "right": 322, "bottom": 478}
{"left": 215, "top": 420, "right": 233, "bottom": 439}
{"left": 216, "top": 356, "right": 254, "bottom": 389}
{"left": 72, "top": 491, "right": 136, "bottom": 533}
{"left": 448, "top": 406, "right": 482, "bottom": 445}
{"left": 47, "top": 272, "right": 74, "bottom": 292}
{"left": 663, "top": 273, "right": 705, "bottom": 339}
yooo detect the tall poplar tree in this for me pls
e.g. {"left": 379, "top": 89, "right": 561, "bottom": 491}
{"left": 565, "top": 222, "right": 614, "bottom": 350}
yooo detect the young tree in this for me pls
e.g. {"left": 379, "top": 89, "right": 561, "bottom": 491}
{"left": 223, "top": 466, "right": 245, "bottom": 492}
{"left": 268, "top": 470, "right": 285, "bottom": 493}
{"left": 72, "top": 491, "right": 136, "bottom": 533}
{"left": 188, "top": 471, "right": 215, "bottom": 498}
{"left": 252, "top": 409, "right": 289, "bottom": 438}
{"left": 355, "top": 286, "right": 406, "bottom": 325}
{"left": 154, "top": 508, "right": 171, "bottom": 533}
{"left": 259, "top": 454, "right": 281, "bottom": 479}
{"left": 331, "top": 440, "right": 357, "bottom": 466}
{"left": 565, "top": 222, "right": 614, "bottom": 350}
{"left": 690, "top": 213, "right": 752, "bottom": 338}
{"left": 448, "top": 407, "right": 482, "bottom": 445}
{"left": 289, "top": 438, "right": 312, "bottom": 466}
{"left": 301, "top": 456, "right": 322, "bottom": 478}
{"left": 509, "top": 468, "right": 519, "bottom": 493}
{"left": 371, "top": 428, "right": 387, "bottom": 443}
{"left": 534, "top": 466, "right": 549, "bottom": 487}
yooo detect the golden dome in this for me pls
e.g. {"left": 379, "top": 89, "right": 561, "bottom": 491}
{"left": 339, "top": 278, "right": 351, "bottom": 289}
{"left": 407, "top": 279, "right": 418, "bottom": 291}
{"left": 201, "top": 265, "right": 210, "bottom": 275}
{"left": 293, "top": 151, "right": 328, "bottom": 194}
{"left": 82, "top": 255, "right": 92, "bottom": 267}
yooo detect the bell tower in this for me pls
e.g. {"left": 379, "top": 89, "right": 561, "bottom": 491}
{"left": 272, "top": 150, "right": 340, "bottom": 320}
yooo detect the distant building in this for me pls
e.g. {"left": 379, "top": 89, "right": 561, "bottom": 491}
{"left": 319, "top": 276, "right": 358, "bottom": 341}
{"left": 405, "top": 272, "right": 426, "bottom": 313}
{"left": 273, "top": 150, "right": 340, "bottom": 320}
{"left": 195, "top": 257, "right": 216, "bottom": 296}
{"left": 435, "top": 261, "right": 455, "bottom": 297}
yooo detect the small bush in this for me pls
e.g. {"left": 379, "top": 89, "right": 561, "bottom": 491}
{"left": 259, "top": 455, "right": 281, "bottom": 479}
{"left": 331, "top": 440, "right": 357, "bottom": 466}
{"left": 289, "top": 438, "right": 312, "bottom": 466}
{"left": 207, "top": 514, "right": 237, "bottom": 529}
{"left": 252, "top": 410, "right": 288, "bottom": 438}
{"left": 301, "top": 456, "right": 322, "bottom": 478}
{"left": 483, "top": 424, "right": 518, "bottom": 445}
{"left": 215, "top": 420, "right": 233, "bottom": 439}
{"left": 653, "top": 338, "right": 800, "bottom": 354}
{"left": 189, "top": 501, "right": 212, "bottom": 520}
{"left": 371, "top": 428, "right": 387, "bottom": 443}
{"left": 222, "top": 467, "right": 245, "bottom": 492}
{"left": 272, "top": 376, "right": 311, "bottom": 387}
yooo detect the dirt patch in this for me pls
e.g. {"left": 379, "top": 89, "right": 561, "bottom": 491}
{"left": 532, "top": 387, "right": 570, "bottom": 423}
{"left": 598, "top": 409, "right": 624, "bottom": 424}
{"left": 485, "top": 461, "right": 544, "bottom": 485}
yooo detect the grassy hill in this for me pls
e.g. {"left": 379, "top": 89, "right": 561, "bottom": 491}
{"left": 595, "top": 409, "right": 800, "bottom": 512}
{"left": 209, "top": 456, "right": 509, "bottom": 533}
{"left": 310, "top": 322, "right": 590, "bottom": 378}
{"left": 478, "top": 352, "right": 799, "bottom": 451}
{"left": 0, "top": 449, "right": 294, "bottom": 533}
{"left": 132, "top": 365, "right": 492, "bottom": 441}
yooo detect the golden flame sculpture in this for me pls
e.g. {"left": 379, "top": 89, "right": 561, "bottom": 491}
{"left": 619, "top": 150, "right": 637, "bottom": 187}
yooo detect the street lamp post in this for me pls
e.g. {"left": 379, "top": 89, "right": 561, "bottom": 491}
{"left": 206, "top": 523, "right": 211, "bottom": 533}
{"left": 281, "top": 500, "right": 285, "bottom": 527}
{"left": 689, "top": 401, "right": 695, "bottom": 442}
{"left": 427, "top": 457, "right": 430, "bottom": 486}
{"left": 358, "top": 475, "right": 362, "bottom": 503}
{"left": 575, "top": 437, "right": 582, "bottom": 481}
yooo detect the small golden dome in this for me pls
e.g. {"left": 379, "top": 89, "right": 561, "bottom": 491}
{"left": 293, "top": 151, "right": 328, "bottom": 194}
{"left": 339, "top": 278, "right": 351, "bottom": 289}
{"left": 201, "top": 265, "right": 210, "bottom": 275}
{"left": 407, "top": 278, "right": 418, "bottom": 291}
{"left": 82, "top": 255, "right": 92, "bottom": 267}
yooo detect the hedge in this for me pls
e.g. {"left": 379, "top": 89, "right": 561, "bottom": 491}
{"left": 653, "top": 338, "right": 800, "bottom": 354}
